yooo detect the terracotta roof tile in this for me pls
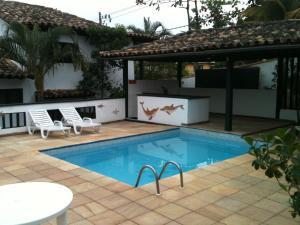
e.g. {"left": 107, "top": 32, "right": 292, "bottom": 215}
{"left": 99, "top": 20, "right": 300, "bottom": 58}
{"left": 0, "top": 58, "right": 31, "bottom": 79}
{"left": 0, "top": 0, "right": 96, "bottom": 31}
{"left": 0, "top": 0, "right": 156, "bottom": 41}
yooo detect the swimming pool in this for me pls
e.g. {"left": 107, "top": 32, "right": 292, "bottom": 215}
{"left": 43, "top": 128, "right": 250, "bottom": 186}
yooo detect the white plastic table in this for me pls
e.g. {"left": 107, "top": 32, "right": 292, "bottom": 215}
{"left": 0, "top": 182, "right": 73, "bottom": 225}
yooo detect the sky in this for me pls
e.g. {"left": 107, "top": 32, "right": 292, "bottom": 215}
{"left": 12, "top": 0, "right": 191, "bottom": 33}
{"left": 12, "top": 0, "right": 247, "bottom": 34}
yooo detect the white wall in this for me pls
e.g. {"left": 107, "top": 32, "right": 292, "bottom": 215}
{"left": 0, "top": 98, "right": 125, "bottom": 135}
{"left": 179, "top": 88, "right": 277, "bottom": 118}
{"left": 0, "top": 78, "right": 36, "bottom": 103}
{"left": 128, "top": 79, "right": 283, "bottom": 120}
{"left": 251, "top": 60, "right": 277, "bottom": 89}
{"left": 128, "top": 80, "right": 178, "bottom": 118}
{"left": 0, "top": 18, "right": 7, "bottom": 35}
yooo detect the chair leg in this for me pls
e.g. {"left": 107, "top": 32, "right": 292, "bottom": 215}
{"left": 41, "top": 129, "right": 49, "bottom": 139}
{"left": 73, "top": 126, "right": 81, "bottom": 135}
{"left": 64, "top": 129, "right": 70, "bottom": 137}
{"left": 96, "top": 126, "right": 102, "bottom": 133}
{"left": 28, "top": 126, "right": 35, "bottom": 135}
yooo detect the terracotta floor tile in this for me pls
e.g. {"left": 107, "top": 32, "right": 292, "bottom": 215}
{"left": 136, "top": 195, "right": 169, "bottom": 210}
{"left": 210, "top": 184, "right": 239, "bottom": 196}
{"left": 88, "top": 210, "right": 125, "bottom": 225}
{"left": 97, "top": 194, "right": 131, "bottom": 209}
{"left": 267, "top": 192, "right": 290, "bottom": 206}
{"left": 70, "top": 220, "right": 94, "bottom": 225}
{"left": 238, "top": 206, "right": 274, "bottom": 223}
{"left": 165, "top": 221, "right": 182, "bottom": 225}
{"left": 104, "top": 182, "right": 132, "bottom": 193}
{"left": 0, "top": 121, "right": 292, "bottom": 225}
{"left": 253, "top": 199, "right": 287, "bottom": 213}
{"left": 73, "top": 205, "right": 94, "bottom": 218}
{"left": 221, "top": 214, "right": 259, "bottom": 225}
{"left": 115, "top": 202, "right": 150, "bottom": 219}
{"left": 120, "top": 188, "right": 151, "bottom": 201}
{"left": 59, "top": 176, "right": 87, "bottom": 186}
{"left": 196, "top": 204, "right": 233, "bottom": 221}
{"left": 215, "top": 197, "right": 248, "bottom": 212}
{"left": 118, "top": 221, "right": 138, "bottom": 225}
{"left": 161, "top": 188, "right": 188, "bottom": 202}
{"left": 71, "top": 182, "right": 99, "bottom": 193}
{"left": 132, "top": 211, "right": 170, "bottom": 225}
{"left": 193, "top": 190, "right": 224, "bottom": 203}
{"left": 229, "top": 191, "right": 262, "bottom": 204}
{"left": 176, "top": 212, "right": 216, "bottom": 225}
{"left": 71, "top": 194, "right": 93, "bottom": 208}
{"left": 85, "top": 202, "right": 107, "bottom": 214}
{"left": 176, "top": 195, "right": 210, "bottom": 210}
{"left": 83, "top": 187, "right": 114, "bottom": 200}
{"left": 155, "top": 203, "right": 190, "bottom": 219}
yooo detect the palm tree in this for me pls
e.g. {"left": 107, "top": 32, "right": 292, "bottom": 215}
{"left": 0, "top": 22, "right": 83, "bottom": 101}
{"left": 127, "top": 17, "right": 171, "bottom": 38}
{"left": 243, "top": 0, "right": 300, "bottom": 21}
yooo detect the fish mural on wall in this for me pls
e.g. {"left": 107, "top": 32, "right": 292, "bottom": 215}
{"left": 140, "top": 102, "right": 159, "bottom": 120}
{"left": 160, "top": 104, "right": 184, "bottom": 115}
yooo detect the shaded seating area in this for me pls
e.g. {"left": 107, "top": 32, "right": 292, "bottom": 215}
{"left": 99, "top": 20, "right": 300, "bottom": 131}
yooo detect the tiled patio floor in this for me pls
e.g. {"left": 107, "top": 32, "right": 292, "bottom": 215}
{"left": 187, "top": 114, "right": 293, "bottom": 136}
{"left": 0, "top": 121, "right": 299, "bottom": 225}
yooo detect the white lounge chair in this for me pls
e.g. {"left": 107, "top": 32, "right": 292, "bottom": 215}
{"left": 59, "top": 107, "right": 101, "bottom": 135}
{"left": 28, "top": 109, "right": 71, "bottom": 139}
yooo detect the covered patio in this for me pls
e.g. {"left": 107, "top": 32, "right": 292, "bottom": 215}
{"left": 100, "top": 20, "right": 300, "bottom": 132}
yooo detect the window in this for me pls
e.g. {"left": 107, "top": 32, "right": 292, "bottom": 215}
{"left": 0, "top": 89, "right": 23, "bottom": 105}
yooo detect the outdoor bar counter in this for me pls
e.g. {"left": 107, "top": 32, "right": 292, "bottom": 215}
{"left": 137, "top": 93, "right": 210, "bottom": 126}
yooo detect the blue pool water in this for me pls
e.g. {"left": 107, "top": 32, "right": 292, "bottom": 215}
{"left": 43, "top": 128, "right": 250, "bottom": 186}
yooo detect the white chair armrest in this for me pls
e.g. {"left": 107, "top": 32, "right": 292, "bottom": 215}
{"left": 83, "top": 117, "right": 93, "bottom": 124}
{"left": 54, "top": 120, "right": 63, "bottom": 128}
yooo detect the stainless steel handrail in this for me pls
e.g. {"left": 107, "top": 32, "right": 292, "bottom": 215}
{"left": 158, "top": 161, "right": 184, "bottom": 188}
{"left": 134, "top": 165, "right": 160, "bottom": 195}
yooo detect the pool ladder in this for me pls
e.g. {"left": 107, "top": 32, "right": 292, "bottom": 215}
{"left": 134, "top": 161, "right": 184, "bottom": 195}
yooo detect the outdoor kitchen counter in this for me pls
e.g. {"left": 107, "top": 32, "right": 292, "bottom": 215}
{"left": 137, "top": 94, "right": 210, "bottom": 126}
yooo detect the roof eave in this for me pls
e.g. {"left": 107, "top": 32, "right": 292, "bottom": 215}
{"left": 99, "top": 44, "right": 300, "bottom": 61}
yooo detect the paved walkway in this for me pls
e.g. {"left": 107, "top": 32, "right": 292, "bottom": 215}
{"left": 0, "top": 121, "right": 299, "bottom": 225}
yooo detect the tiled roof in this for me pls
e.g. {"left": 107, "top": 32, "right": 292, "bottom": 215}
{"left": 0, "top": 0, "right": 157, "bottom": 41}
{"left": 99, "top": 20, "right": 300, "bottom": 58}
{"left": 0, "top": 0, "right": 96, "bottom": 31}
{"left": 0, "top": 58, "right": 31, "bottom": 79}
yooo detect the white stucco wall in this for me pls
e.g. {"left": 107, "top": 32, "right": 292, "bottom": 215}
{"left": 128, "top": 80, "right": 179, "bottom": 118}
{"left": 0, "top": 18, "right": 8, "bottom": 36}
{"left": 128, "top": 80, "right": 297, "bottom": 121}
{"left": 0, "top": 78, "right": 36, "bottom": 103}
{"left": 0, "top": 98, "right": 125, "bottom": 135}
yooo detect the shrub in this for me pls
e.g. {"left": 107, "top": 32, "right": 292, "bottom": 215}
{"left": 244, "top": 127, "right": 300, "bottom": 218}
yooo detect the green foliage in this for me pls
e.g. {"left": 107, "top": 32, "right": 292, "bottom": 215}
{"left": 0, "top": 22, "right": 83, "bottom": 101}
{"left": 198, "top": 0, "right": 242, "bottom": 28}
{"left": 79, "top": 25, "right": 130, "bottom": 97}
{"left": 78, "top": 62, "right": 113, "bottom": 97}
{"left": 244, "top": 127, "right": 300, "bottom": 218}
{"left": 135, "top": 61, "right": 177, "bottom": 80}
{"left": 127, "top": 17, "right": 171, "bottom": 38}
{"left": 87, "top": 25, "right": 130, "bottom": 53}
{"left": 109, "top": 85, "right": 125, "bottom": 98}
{"left": 242, "top": 0, "right": 300, "bottom": 21}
